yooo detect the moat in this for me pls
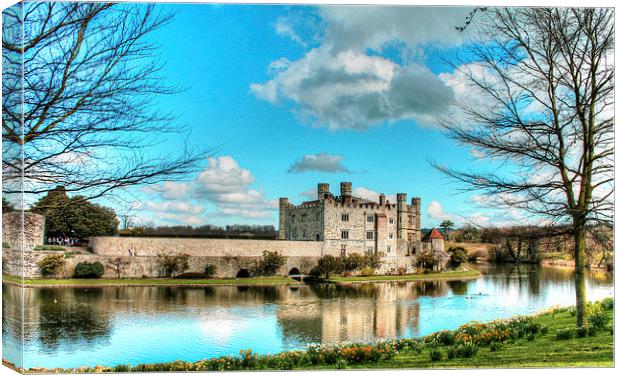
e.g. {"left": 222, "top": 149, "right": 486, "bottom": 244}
{"left": 2, "top": 264, "right": 613, "bottom": 370}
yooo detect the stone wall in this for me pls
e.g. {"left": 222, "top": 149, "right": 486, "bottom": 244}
{"left": 5, "top": 249, "right": 320, "bottom": 279}
{"left": 2, "top": 212, "right": 45, "bottom": 250}
{"left": 89, "top": 236, "right": 323, "bottom": 257}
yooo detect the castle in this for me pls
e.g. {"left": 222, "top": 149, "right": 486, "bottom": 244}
{"left": 2, "top": 182, "right": 446, "bottom": 278}
{"left": 278, "top": 182, "right": 439, "bottom": 262}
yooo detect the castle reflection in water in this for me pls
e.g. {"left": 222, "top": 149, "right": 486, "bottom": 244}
{"left": 2, "top": 264, "right": 614, "bottom": 368}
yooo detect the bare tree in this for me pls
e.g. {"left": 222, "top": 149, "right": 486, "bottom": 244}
{"left": 2, "top": 2, "right": 211, "bottom": 203}
{"left": 435, "top": 8, "right": 614, "bottom": 326}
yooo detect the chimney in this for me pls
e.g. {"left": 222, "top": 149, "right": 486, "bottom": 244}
{"left": 379, "top": 194, "right": 386, "bottom": 206}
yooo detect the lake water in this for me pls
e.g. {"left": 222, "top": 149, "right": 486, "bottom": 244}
{"left": 2, "top": 264, "right": 614, "bottom": 369}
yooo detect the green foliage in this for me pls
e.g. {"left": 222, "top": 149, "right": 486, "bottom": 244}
{"left": 156, "top": 253, "right": 190, "bottom": 277}
{"left": 455, "top": 224, "right": 481, "bottom": 243}
{"left": 360, "top": 267, "right": 375, "bottom": 277}
{"left": 587, "top": 308, "right": 611, "bottom": 329}
{"left": 436, "top": 330, "right": 455, "bottom": 345}
{"left": 74, "top": 261, "right": 104, "bottom": 278}
{"left": 454, "top": 342, "right": 478, "bottom": 358}
{"left": 555, "top": 327, "right": 575, "bottom": 340}
{"left": 310, "top": 255, "right": 343, "bottom": 279}
{"left": 446, "top": 346, "right": 456, "bottom": 359}
{"left": 33, "top": 245, "right": 65, "bottom": 251}
{"left": 31, "top": 186, "right": 119, "bottom": 239}
{"left": 429, "top": 348, "right": 442, "bottom": 362}
{"left": 2, "top": 242, "right": 10, "bottom": 249}
{"left": 450, "top": 249, "right": 469, "bottom": 267}
{"left": 490, "top": 341, "right": 502, "bottom": 352}
{"left": 2, "top": 197, "right": 15, "bottom": 213}
{"left": 336, "top": 358, "right": 347, "bottom": 369}
{"left": 601, "top": 297, "right": 613, "bottom": 311}
{"left": 342, "top": 253, "right": 366, "bottom": 272}
{"left": 37, "top": 254, "right": 65, "bottom": 277}
{"left": 575, "top": 326, "right": 588, "bottom": 338}
{"left": 256, "top": 251, "right": 287, "bottom": 276}
{"left": 204, "top": 264, "right": 217, "bottom": 278}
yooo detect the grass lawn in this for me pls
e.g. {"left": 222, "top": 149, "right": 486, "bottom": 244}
{"left": 1, "top": 274, "right": 302, "bottom": 287}
{"left": 343, "top": 308, "right": 614, "bottom": 369}
{"left": 2, "top": 268, "right": 481, "bottom": 287}
{"left": 329, "top": 268, "right": 481, "bottom": 283}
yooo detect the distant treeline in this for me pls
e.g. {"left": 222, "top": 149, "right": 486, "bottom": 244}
{"left": 119, "top": 224, "right": 277, "bottom": 240}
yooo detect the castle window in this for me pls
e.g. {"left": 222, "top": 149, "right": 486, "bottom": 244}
{"left": 387, "top": 245, "right": 392, "bottom": 253}
{"left": 316, "top": 233, "right": 320, "bottom": 241}
{"left": 291, "top": 215, "right": 296, "bottom": 223}
{"left": 341, "top": 213, "right": 349, "bottom": 222}
{"left": 408, "top": 215, "right": 414, "bottom": 226}
{"left": 367, "top": 215, "right": 374, "bottom": 223}
{"left": 389, "top": 218, "right": 395, "bottom": 224}
{"left": 389, "top": 233, "right": 394, "bottom": 240}
{"left": 367, "top": 246, "right": 374, "bottom": 256}
{"left": 341, "top": 230, "right": 349, "bottom": 239}
{"left": 341, "top": 244, "right": 347, "bottom": 256}
{"left": 301, "top": 214, "right": 307, "bottom": 222}
{"left": 302, "top": 229, "right": 306, "bottom": 238}
{"left": 366, "top": 231, "right": 374, "bottom": 240}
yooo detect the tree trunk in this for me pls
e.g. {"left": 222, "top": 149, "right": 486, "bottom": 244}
{"left": 574, "top": 224, "right": 587, "bottom": 327}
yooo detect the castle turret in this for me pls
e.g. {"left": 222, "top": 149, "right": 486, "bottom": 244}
{"left": 318, "top": 183, "right": 330, "bottom": 201}
{"left": 340, "top": 181, "right": 352, "bottom": 197}
{"left": 396, "top": 193, "right": 407, "bottom": 239}
{"left": 411, "top": 197, "right": 422, "bottom": 241}
{"left": 278, "top": 198, "right": 289, "bottom": 240}
{"left": 379, "top": 194, "right": 386, "bottom": 206}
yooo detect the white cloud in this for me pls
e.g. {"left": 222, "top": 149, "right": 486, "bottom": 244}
{"left": 288, "top": 152, "right": 349, "bottom": 173}
{"left": 251, "top": 6, "right": 471, "bottom": 130}
{"left": 353, "top": 187, "right": 397, "bottom": 204}
{"left": 251, "top": 47, "right": 454, "bottom": 130}
{"left": 426, "top": 200, "right": 452, "bottom": 221}
{"left": 136, "top": 156, "right": 277, "bottom": 224}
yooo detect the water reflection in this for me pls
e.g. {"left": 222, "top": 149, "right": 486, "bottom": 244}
{"left": 2, "top": 264, "right": 613, "bottom": 369}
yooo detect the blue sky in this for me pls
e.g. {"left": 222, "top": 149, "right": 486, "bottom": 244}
{"left": 119, "top": 4, "right": 519, "bottom": 229}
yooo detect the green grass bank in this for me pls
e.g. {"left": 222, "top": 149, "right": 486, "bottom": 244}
{"left": 2, "top": 268, "right": 481, "bottom": 287}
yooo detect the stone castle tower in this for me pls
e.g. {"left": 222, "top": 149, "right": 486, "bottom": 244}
{"left": 278, "top": 182, "right": 423, "bottom": 260}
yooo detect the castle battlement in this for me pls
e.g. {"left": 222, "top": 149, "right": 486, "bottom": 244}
{"left": 278, "top": 182, "right": 423, "bottom": 259}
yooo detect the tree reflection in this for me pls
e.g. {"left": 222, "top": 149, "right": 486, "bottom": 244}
{"left": 36, "top": 288, "right": 111, "bottom": 350}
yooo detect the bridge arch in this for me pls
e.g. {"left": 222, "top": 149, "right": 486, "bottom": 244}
{"left": 236, "top": 269, "right": 251, "bottom": 278}
{"left": 288, "top": 267, "right": 301, "bottom": 276}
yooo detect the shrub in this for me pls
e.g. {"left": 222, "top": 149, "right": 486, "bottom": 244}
{"left": 555, "top": 327, "right": 575, "bottom": 340}
{"left": 601, "top": 298, "right": 613, "bottom": 311}
{"left": 446, "top": 346, "right": 456, "bottom": 359}
{"left": 450, "top": 249, "right": 469, "bottom": 268}
{"left": 37, "top": 254, "right": 65, "bottom": 277}
{"left": 588, "top": 308, "right": 611, "bottom": 329}
{"left": 429, "top": 348, "right": 442, "bottom": 362}
{"left": 568, "top": 307, "right": 576, "bottom": 316}
{"left": 336, "top": 358, "right": 347, "bottom": 369}
{"left": 455, "top": 342, "right": 478, "bottom": 358}
{"left": 540, "top": 325, "right": 549, "bottom": 335}
{"left": 310, "top": 255, "right": 343, "bottom": 279}
{"left": 490, "top": 341, "right": 502, "bottom": 352}
{"left": 74, "top": 261, "right": 104, "bottom": 278}
{"left": 360, "top": 267, "right": 375, "bottom": 277}
{"left": 34, "top": 245, "right": 65, "bottom": 251}
{"left": 157, "top": 253, "right": 190, "bottom": 277}
{"left": 256, "top": 251, "right": 287, "bottom": 276}
{"left": 575, "top": 326, "right": 588, "bottom": 338}
{"left": 525, "top": 332, "right": 536, "bottom": 341}
{"left": 204, "top": 264, "right": 217, "bottom": 278}
{"left": 436, "top": 330, "right": 455, "bottom": 345}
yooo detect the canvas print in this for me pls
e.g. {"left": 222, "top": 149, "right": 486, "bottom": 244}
{"left": 1, "top": 1, "right": 615, "bottom": 372}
